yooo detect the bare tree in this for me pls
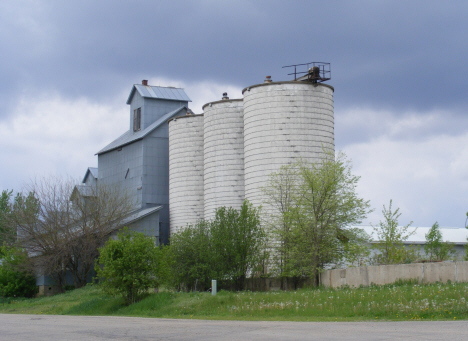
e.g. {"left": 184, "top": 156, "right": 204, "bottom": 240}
{"left": 9, "top": 176, "right": 135, "bottom": 291}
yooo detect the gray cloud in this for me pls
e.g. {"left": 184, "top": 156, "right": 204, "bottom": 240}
{"left": 2, "top": 1, "right": 468, "bottom": 117}
{"left": 1, "top": 0, "right": 468, "bottom": 226}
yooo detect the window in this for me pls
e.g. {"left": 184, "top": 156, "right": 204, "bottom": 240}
{"left": 133, "top": 108, "right": 141, "bottom": 131}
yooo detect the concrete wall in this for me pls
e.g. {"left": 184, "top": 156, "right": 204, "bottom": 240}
{"left": 242, "top": 81, "right": 334, "bottom": 216}
{"left": 203, "top": 98, "right": 245, "bottom": 220}
{"left": 168, "top": 114, "right": 205, "bottom": 233}
{"left": 321, "top": 261, "right": 468, "bottom": 288}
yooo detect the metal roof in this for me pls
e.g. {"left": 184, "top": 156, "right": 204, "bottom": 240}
{"left": 71, "top": 184, "right": 95, "bottom": 198}
{"left": 126, "top": 84, "right": 191, "bottom": 104}
{"left": 96, "top": 106, "right": 187, "bottom": 155}
{"left": 120, "top": 206, "right": 162, "bottom": 226}
{"left": 358, "top": 226, "right": 468, "bottom": 245}
{"left": 82, "top": 167, "right": 98, "bottom": 183}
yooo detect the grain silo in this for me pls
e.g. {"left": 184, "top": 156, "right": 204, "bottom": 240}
{"left": 242, "top": 74, "right": 334, "bottom": 213}
{"left": 168, "top": 114, "right": 204, "bottom": 234}
{"left": 203, "top": 93, "right": 245, "bottom": 220}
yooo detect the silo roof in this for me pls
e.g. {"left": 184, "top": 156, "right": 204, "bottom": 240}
{"left": 96, "top": 106, "right": 187, "bottom": 155}
{"left": 126, "top": 85, "right": 191, "bottom": 104}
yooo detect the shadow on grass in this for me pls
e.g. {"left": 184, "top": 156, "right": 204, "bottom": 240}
{"left": 64, "top": 296, "right": 125, "bottom": 316}
{"left": 118, "top": 292, "right": 177, "bottom": 317}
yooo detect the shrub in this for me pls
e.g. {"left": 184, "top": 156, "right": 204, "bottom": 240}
{"left": 424, "top": 222, "right": 455, "bottom": 261}
{"left": 0, "top": 246, "right": 37, "bottom": 298}
{"left": 94, "top": 228, "right": 159, "bottom": 304}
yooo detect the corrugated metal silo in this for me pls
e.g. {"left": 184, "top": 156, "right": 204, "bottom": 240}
{"left": 203, "top": 94, "right": 245, "bottom": 220}
{"left": 168, "top": 114, "right": 204, "bottom": 234}
{"left": 242, "top": 79, "right": 334, "bottom": 212}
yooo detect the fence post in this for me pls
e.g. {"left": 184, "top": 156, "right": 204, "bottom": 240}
{"left": 211, "top": 280, "right": 217, "bottom": 296}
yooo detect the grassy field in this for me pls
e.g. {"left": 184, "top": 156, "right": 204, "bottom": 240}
{"left": 1, "top": 281, "right": 468, "bottom": 321}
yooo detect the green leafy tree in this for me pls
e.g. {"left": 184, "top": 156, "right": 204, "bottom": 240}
{"left": 0, "top": 246, "right": 37, "bottom": 298}
{"left": 169, "top": 201, "right": 268, "bottom": 291}
{"left": 169, "top": 220, "right": 215, "bottom": 291}
{"left": 95, "top": 228, "right": 159, "bottom": 304}
{"left": 341, "top": 228, "right": 372, "bottom": 267}
{"left": 262, "top": 164, "right": 298, "bottom": 289}
{"left": 0, "top": 190, "right": 15, "bottom": 247}
{"left": 265, "top": 151, "right": 372, "bottom": 286}
{"left": 424, "top": 222, "right": 454, "bottom": 261}
{"left": 211, "top": 200, "right": 268, "bottom": 291}
{"left": 373, "top": 200, "right": 417, "bottom": 265}
{"left": 153, "top": 244, "right": 176, "bottom": 290}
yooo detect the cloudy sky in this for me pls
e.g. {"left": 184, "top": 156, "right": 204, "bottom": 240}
{"left": 1, "top": 1, "right": 467, "bottom": 228}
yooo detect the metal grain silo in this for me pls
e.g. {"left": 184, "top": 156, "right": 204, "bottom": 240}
{"left": 168, "top": 114, "right": 204, "bottom": 234}
{"left": 203, "top": 93, "right": 244, "bottom": 220}
{"left": 242, "top": 78, "right": 334, "bottom": 212}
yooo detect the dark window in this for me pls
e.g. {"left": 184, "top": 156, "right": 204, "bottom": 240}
{"left": 133, "top": 108, "right": 141, "bottom": 131}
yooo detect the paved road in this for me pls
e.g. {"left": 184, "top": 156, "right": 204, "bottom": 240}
{"left": 1, "top": 314, "right": 468, "bottom": 340}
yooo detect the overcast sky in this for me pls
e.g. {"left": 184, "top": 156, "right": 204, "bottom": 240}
{"left": 1, "top": 0, "right": 467, "bottom": 228}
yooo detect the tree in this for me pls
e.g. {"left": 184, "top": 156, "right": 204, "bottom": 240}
{"left": 262, "top": 164, "right": 298, "bottom": 289}
{"left": 424, "top": 222, "right": 454, "bottom": 261}
{"left": 169, "top": 220, "right": 215, "bottom": 291}
{"left": 264, "top": 151, "right": 372, "bottom": 286}
{"left": 0, "top": 246, "right": 37, "bottom": 298}
{"left": 0, "top": 189, "right": 15, "bottom": 247}
{"left": 9, "top": 176, "right": 134, "bottom": 291}
{"left": 168, "top": 201, "right": 268, "bottom": 291}
{"left": 341, "top": 227, "right": 372, "bottom": 267}
{"left": 211, "top": 200, "right": 268, "bottom": 291}
{"left": 373, "top": 200, "right": 416, "bottom": 265}
{"left": 95, "top": 228, "right": 159, "bottom": 304}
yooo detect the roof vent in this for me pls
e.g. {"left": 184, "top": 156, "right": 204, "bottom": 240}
{"left": 264, "top": 76, "right": 272, "bottom": 83}
{"left": 142, "top": 80, "right": 148, "bottom": 86}
{"left": 222, "top": 92, "right": 229, "bottom": 100}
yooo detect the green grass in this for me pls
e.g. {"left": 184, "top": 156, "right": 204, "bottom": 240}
{"left": 1, "top": 281, "right": 468, "bottom": 321}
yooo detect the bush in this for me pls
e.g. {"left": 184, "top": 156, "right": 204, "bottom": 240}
{"left": 424, "top": 222, "right": 455, "bottom": 261}
{"left": 94, "top": 228, "right": 159, "bottom": 304}
{"left": 169, "top": 200, "right": 268, "bottom": 291}
{"left": 0, "top": 246, "right": 37, "bottom": 298}
{"left": 169, "top": 220, "right": 215, "bottom": 291}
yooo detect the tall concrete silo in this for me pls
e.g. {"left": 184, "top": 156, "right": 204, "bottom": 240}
{"left": 203, "top": 93, "right": 245, "bottom": 220}
{"left": 242, "top": 77, "right": 334, "bottom": 213}
{"left": 168, "top": 114, "right": 204, "bottom": 234}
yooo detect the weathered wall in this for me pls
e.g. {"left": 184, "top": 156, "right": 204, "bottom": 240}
{"left": 320, "top": 261, "right": 468, "bottom": 288}
{"left": 203, "top": 98, "right": 245, "bottom": 220}
{"left": 168, "top": 114, "right": 205, "bottom": 233}
{"left": 129, "top": 91, "right": 187, "bottom": 131}
{"left": 98, "top": 139, "right": 144, "bottom": 209}
{"left": 242, "top": 81, "right": 334, "bottom": 217}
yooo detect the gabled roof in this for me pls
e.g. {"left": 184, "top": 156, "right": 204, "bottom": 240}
{"left": 71, "top": 185, "right": 95, "bottom": 200}
{"left": 126, "top": 84, "right": 191, "bottom": 104}
{"left": 121, "top": 206, "right": 162, "bottom": 226}
{"left": 96, "top": 106, "right": 187, "bottom": 155}
{"left": 82, "top": 167, "right": 98, "bottom": 183}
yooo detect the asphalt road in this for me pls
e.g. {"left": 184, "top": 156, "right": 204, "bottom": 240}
{"left": 1, "top": 314, "right": 467, "bottom": 340}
